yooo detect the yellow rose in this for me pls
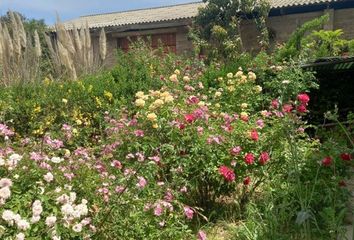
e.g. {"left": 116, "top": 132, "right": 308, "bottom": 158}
{"left": 227, "top": 86, "right": 235, "bottom": 92}
{"left": 160, "top": 91, "right": 170, "bottom": 98}
{"left": 240, "top": 112, "right": 248, "bottom": 118}
{"left": 169, "top": 74, "right": 178, "bottom": 83}
{"left": 198, "top": 101, "right": 206, "bottom": 107}
{"left": 254, "top": 85, "right": 262, "bottom": 93}
{"left": 147, "top": 113, "right": 158, "bottom": 122}
{"left": 227, "top": 73, "right": 233, "bottom": 79}
{"left": 235, "top": 71, "right": 243, "bottom": 78}
{"left": 153, "top": 99, "right": 164, "bottom": 108}
{"left": 248, "top": 71, "right": 257, "bottom": 81}
{"left": 135, "top": 99, "right": 146, "bottom": 108}
{"left": 241, "top": 103, "right": 248, "bottom": 109}
{"left": 152, "top": 123, "right": 159, "bottom": 129}
{"left": 135, "top": 91, "right": 145, "bottom": 99}
{"left": 215, "top": 91, "right": 222, "bottom": 98}
{"left": 240, "top": 75, "right": 248, "bottom": 83}
{"left": 164, "top": 95, "right": 174, "bottom": 103}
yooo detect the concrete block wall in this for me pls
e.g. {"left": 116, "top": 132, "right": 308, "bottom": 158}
{"left": 241, "top": 8, "right": 354, "bottom": 51}
{"left": 176, "top": 26, "right": 193, "bottom": 55}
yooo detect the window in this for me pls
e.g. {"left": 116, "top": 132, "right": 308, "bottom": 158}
{"left": 117, "top": 32, "right": 176, "bottom": 53}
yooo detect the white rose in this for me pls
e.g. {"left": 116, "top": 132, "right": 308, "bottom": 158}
{"left": 16, "top": 232, "right": 25, "bottom": 240}
{"left": 0, "top": 178, "right": 12, "bottom": 188}
{"left": 8, "top": 154, "right": 22, "bottom": 163}
{"left": 44, "top": 172, "right": 54, "bottom": 183}
{"left": 61, "top": 204, "right": 74, "bottom": 216}
{"left": 45, "top": 216, "right": 57, "bottom": 227}
{"left": 72, "top": 223, "right": 82, "bottom": 233}
{"left": 31, "top": 215, "right": 40, "bottom": 223}
{"left": 50, "top": 157, "right": 64, "bottom": 164}
{"left": 2, "top": 210, "right": 15, "bottom": 222}
{"left": 0, "top": 187, "right": 11, "bottom": 200}
{"left": 17, "top": 219, "right": 30, "bottom": 231}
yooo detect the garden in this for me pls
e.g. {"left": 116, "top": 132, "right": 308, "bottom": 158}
{"left": 0, "top": 1, "right": 353, "bottom": 239}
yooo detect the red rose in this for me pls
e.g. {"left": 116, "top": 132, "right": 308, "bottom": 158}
{"left": 179, "top": 123, "right": 186, "bottom": 130}
{"left": 271, "top": 99, "right": 279, "bottom": 109}
{"left": 321, "top": 156, "right": 333, "bottom": 167}
{"left": 338, "top": 180, "right": 347, "bottom": 187}
{"left": 218, "top": 166, "right": 236, "bottom": 182}
{"left": 243, "top": 176, "right": 251, "bottom": 186}
{"left": 297, "top": 93, "right": 310, "bottom": 105}
{"left": 250, "top": 129, "right": 259, "bottom": 141}
{"left": 282, "top": 104, "right": 293, "bottom": 113}
{"left": 296, "top": 104, "right": 307, "bottom": 113}
{"left": 184, "top": 114, "right": 195, "bottom": 124}
{"left": 340, "top": 153, "right": 352, "bottom": 161}
{"left": 259, "top": 152, "right": 270, "bottom": 165}
{"left": 244, "top": 153, "right": 255, "bottom": 165}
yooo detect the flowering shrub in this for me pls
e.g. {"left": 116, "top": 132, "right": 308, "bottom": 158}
{"left": 0, "top": 59, "right": 352, "bottom": 239}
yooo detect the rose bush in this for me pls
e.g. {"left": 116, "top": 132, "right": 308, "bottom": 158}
{"left": 0, "top": 57, "right": 352, "bottom": 239}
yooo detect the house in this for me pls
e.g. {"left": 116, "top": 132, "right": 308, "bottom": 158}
{"left": 63, "top": 0, "right": 354, "bottom": 62}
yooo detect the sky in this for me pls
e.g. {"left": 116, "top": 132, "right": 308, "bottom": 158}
{"left": 0, "top": 0, "right": 197, "bottom": 24}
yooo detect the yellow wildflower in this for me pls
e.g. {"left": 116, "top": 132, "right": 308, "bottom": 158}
{"left": 33, "top": 106, "right": 41, "bottom": 114}
{"left": 104, "top": 91, "right": 113, "bottom": 101}
{"left": 174, "top": 69, "right": 181, "bottom": 75}
{"left": 152, "top": 123, "right": 159, "bottom": 129}
{"left": 62, "top": 99, "right": 68, "bottom": 104}
{"left": 227, "top": 73, "right": 233, "bottom": 79}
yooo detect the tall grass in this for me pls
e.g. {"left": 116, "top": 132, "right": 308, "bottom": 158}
{"left": 0, "top": 12, "right": 108, "bottom": 85}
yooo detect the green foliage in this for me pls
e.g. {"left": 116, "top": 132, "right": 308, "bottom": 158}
{"left": 276, "top": 14, "right": 329, "bottom": 61}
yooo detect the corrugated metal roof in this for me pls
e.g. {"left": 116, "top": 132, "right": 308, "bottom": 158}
{"left": 62, "top": 0, "right": 340, "bottom": 29}
{"left": 62, "top": 2, "right": 204, "bottom": 29}
{"left": 270, "top": 0, "right": 339, "bottom": 9}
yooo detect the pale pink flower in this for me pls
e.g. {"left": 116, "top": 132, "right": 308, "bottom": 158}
{"left": 184, "top": 206, "right": 194, "bottom": 219}
{"left": 137, "top": 177, "right": 147, "bottom": 188}
{"left": 0, "top": 178, "right": 12, "bottom": 188}
{"left": 198, "top": 230, "right": 207, "bottom": 240}
{"left": 154, "top": 203, "right": 163, "bottom": 216}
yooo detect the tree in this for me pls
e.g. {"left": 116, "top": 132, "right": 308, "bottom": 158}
{"left": 192, "top": 0, "right": 270, "bottom": 61}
